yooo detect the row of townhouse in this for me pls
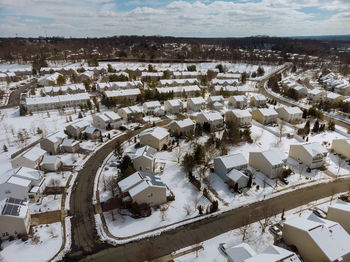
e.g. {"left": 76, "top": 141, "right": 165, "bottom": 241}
{"left": 97, "top": 81, "right": 143, "bottom": 91}
{"left": 42, "top": 84, "right": 86, "bottom": 96}
{"left": 156, "top": 85, "right": 201, "bottom": 98}
{"left": 103, "top": 89, "right": 141, "bottom": 103}
{"left": 158, "top": 78, "right": 198, "bottom": 87}
{"left": 320, "top": 72, "right": 350, "bottom": 95}
{"left": 24, "top": 93, "right": 90, "bottom": 112}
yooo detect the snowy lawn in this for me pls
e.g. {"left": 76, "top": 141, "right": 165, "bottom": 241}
{"left": 0, "top": 222, "right": 62, "bottom": 262}
{"left": 29, "top": 195, "right": 62, "bottom": 214}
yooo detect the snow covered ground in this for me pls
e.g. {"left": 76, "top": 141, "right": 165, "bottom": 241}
{"left": 0, "top": 222, "right": 62, "bottom": 262}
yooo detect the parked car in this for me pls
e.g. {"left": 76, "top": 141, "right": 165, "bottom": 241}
{"left": 312, "top": 208, "right": 327, "bottom": 218}
{"left": 269, "top": 224, "right": 282, "bottom": 237}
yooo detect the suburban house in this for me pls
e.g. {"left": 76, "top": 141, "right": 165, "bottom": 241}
{"left": 118, "top": 105, "right": 143, "bottom": 122}
{"left": 11, "top": 147, "right": 46, "bottom": 169}
{"left": 173, "top": 71, "right": 200, "bottom": 79}
{"left": 207, "top": 95, "right": 224, "bottom": 104}
{"left": 139, "top": 127, "right": 170, "bottom": 151}
{"left": 25, "top": 93, "right": 90, "bottom": 112}
{"left": 141, "top": 72, "right": 163, "bottom": 82}
{"left": 168, "top": 119, "right": 195, "bottom": 136}
{"left": 61, "top": 139, "right": 80, "bottom": 153}
{"left": 156, "top": 86, "right": 201, "bottom": 98}
{"left": 197, "top": 112, "right": 224, "bottom": 131}
{"left": 40, "top": 131, "right": 66, "bottom": 155}
{"left": 159, "top": 78, "right": 198, "bottom": 87}
{"left": 211, "top": 79, "right": 238, "bottom": 86}
{"left": 283, "top": 214, "right": 350, "bottom": 262}
{"left": 250, "top": 94, "right": 267, "bottom": 107}
{"left": 40, "top": 155, "right": 62, "bottom": 172}
{"left": 227, "top": 243, "right": 301, "bottom": 262}
{"left": 93, "top": 111, "right": 122, "bottom": 129}
{"left": 326, "top": 92, "right": 345, "bottom": 105}
{"left": 229, "top": 95, "right": 247, "bottom": 109}
{"left": 43, "top": 84, "right": 86, "bottom": 96}
{"left": 332, "top": 139, "right": 350, "bottom": 159}
{"left": 214, "top": 153, "right": 248, "bottom": 179}
{"left": 127, "top": 146, "right": 157, "bottom": 172}
{"left": 251, "top": 108, "right": 278, "bottom": 125}
{"left": 118, "top": 172, "right": 167, "bottom": 206}
{"left": 164, "top": 99, "right": 183, "bottom": 114}
{"left": 143, "top": 101, "right": 162, "bottom": 115}
{"left": 289, "top": 142, "right": 328, "bottom": 169}
{"left": 276, "top": 106, "right": 303, "bottom": 123}
{"left": 83, "top": 127, "right": 101, "bottom": 140}
{"left": 307, "top": 89, "right": 326, "bottom": 103}
{"left": 37, "top": 72, "right": 62, "bottom": 86}
{"left": 187, "top": 97, "right": 206, "bottom": 112}
{"left": 249, "top": 149, "right": 287, "bottom": 178}
{"left": 216, "top": 73, "right": 241, "bottom": 79}
{"left": 65, "top": 121, "right": 89, "bottom": 139}
{"left": 225, "top": 109, "right": 252, "bottom": 127}
{"left": 0, "top": 198, "right": 31, "bottom": 240}
{"left": 327, "top": 200, "right": 350, "bottom": 234}
{"left": 293, "top": 85, "right": 308, "bottom": 98}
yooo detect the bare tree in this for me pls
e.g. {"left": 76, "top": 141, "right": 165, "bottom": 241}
{"left": 105, "top": 175, "right": 119, "bottom": 197}
{"left": 278, "top": 119, "right": 285, "bottom": 142}
{"left": 239, "top": 219, "right": 252, "bottom": 241}
{"left": 160, "top": 205, "right": 168, "bottom": 222}
{"left": 174, "top": 143, "right": 183, "bottom": 163}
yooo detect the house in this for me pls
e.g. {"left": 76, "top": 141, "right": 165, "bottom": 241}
{"left": 156, "top": 86, "right": 201, "bottom": 98}
{"left": 307, "top": 89, "right": 326, "bottom": 103}
{"left": 93, "top": 111, "right": 122, "bottom": 129}
{"left": 211, "top": 79, "right": 238, "bottom": 86}
{"left": 249, "top": 149, "right": 286, "bottom": 178}
{"left": 293, "top": 85, "right": 308, "bottom": 98}
{"left": 143, "top": 101, "right": 162, "bottom": 115}
{"left": 229, "top": 95, "right": 247, "bottom": 109}
{"left": 276, "top": 106, "right": 303, "bottom": 122}
{"left": 37, "top": 72, "right": 62, "bottom": 86}
{"left": 159, "top": 78, "right": 198, "bottom": 87}
{"left": 334, "top": 83, "right": 350, "bottom": 96}
{"left": 61, "top": 139, "right": 80, "bottom": 153}
{"left": 43, "top": 84, "right": 86, "bottom": 96}
{"left": 84, "top": 127, "right": 101, "bottom": 140}
{"left": 326, "top": 92, "right": 345, "bottom": 104}
{"left": 118, "top": 105, "right": 143, "bottom": 122}
{"left": 250, "top": 94, "right": 267, "bottom": 107}
{"left": 168, "top": 119, "right": 195, "bottom": 136}
{"left": 173, "top": 71, "right": 200, "bottom": 79}
{"left": 11, "top": 147, "right": 46, "bottom": 169}
{"left": 251, "top": 108, "right": 278, "bottom": 125}
{"left": 214, "top": 153, "right": 248, "bottom": 181}
{"left": 139, "top": 127, "right": 170, "bottom": 151}
{"left": 187, "top": 97, "right": 206, "bottom": 112}
{"left": 327, "top": 200, "right": 350, "bottom": 234}
{"left": 141, "top": 72, "right": 163, "bottom": 81}
{"left": 207, "top": 95, "right": 224, "bottom": 104}
{"left": 25, "top": 93, "right": 90, "bottom": 112}
{"left": 225, "top": 109, "right": 252, "bottom": 127}
{"left": 118, "top": 172, "right": 167, "bottom": 206}
{"left": 332, "top": 139, "right": 350, "bottom": 159}
{"left": 283, "top": 214, "right": 350, "bottom": 262}
{"left": 65, "top": 121, "right": 89, "bottom": 139}
{"left": 103, "top": 89, "right": 141, "bottom": 103}
{"left": 197, "top": 112, "right": 224, "bottom": 131}
{"left": 40, "top": 155, "right": 62, "bottom": 172}
{"left": 227, "top": 243, "right": 301, "bottom": 262}
{"left": 0, "top": 198, "right": 31, "bottom": 240}
{"left": 164, "top": 99, "right": 183, "bottom": 114}
{"left": 289, "top": 142, "right": 328, "bottom": 169}
{"left": 127, "top": 146, "right": 157, "bottom": 172}
{"left": 40, "top": 131, "right": 66, "bottom": 154}
{"left": 226, "top": 169, "right": 249, "bottom": 189}
{"left": 216, "top": 73, "right": 241, "bottom": 79}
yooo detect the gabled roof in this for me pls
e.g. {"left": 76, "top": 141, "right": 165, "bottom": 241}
{"left": 260, "top": 149, "right": 286, "bottom": 166}
{"left": 251, "top": 94, "right": 266, "bottom": 101}
{"left": 294, "top": 142, "right": 328, "bottom": 158}
{"left": 231, "top": 95, "right": 246, "bottom": 102}
{"left": 41, "top": 155, "right": 60, "bottom": 165}
{"left": 226, "top": 169, "right": 247, "bottom": 182}
{"left": 208, "top": 95, "right": 224, "bottom": 103}
{"left": 226, "top": 243, "right": 257, "bottom": 262}
{"left": 215, "top": 153, "right": 248, "bottom": 170}
{"left": 20, "top": 147, "right": 46, "bottom": 162}
{"left": 139, "top": 127, "right": 169, "bottom": 140}
{"left": 14, "top": 167, "right": 41, "bottom": 181}
{"left": 256, "top": 108, "right": 278, "bottom": 117}
{"left": 174, "top": 118, "right": 195, "bottom": 128}
{"left": 279, "top": 106, "right": 303, "bottom": 115}
{"left": 7, "top": 176, "right": 31, "bottom": 187}
{"left": 245, "top": 245, "right": 300, "bottom": 262}
{"left": 104, "top": 111, "right": 121, "bottom": 121}
{"left": 188, "top": 97, "right": 205, "bottom": 105}
{"left": 199, "top": 112, "right": 223, "bottom": 122}
{"left": 45, "top": 131, "right": 66, "bottom": 144}
{"left": 143, "top": 101, "right": 161, "bottom": 108}
{"left": 129, "top": 145, "right": 156, "bottom": 160}
{"left": 230, "top": 109, "right": 251, "bottom": 118}
{"left": 165, "top": 99, "right": 182, "bottom": 107}
{"left": 61, "top": 138, "right": 79, "bottom": 147}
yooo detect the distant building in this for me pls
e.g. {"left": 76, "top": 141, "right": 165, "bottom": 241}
{"left": 117, "top": 105, "right": 143, "bottom": 122}
{"left": 93, "top": 111, "right": 122, "bottom": 129}
{"left": 250, "top": 94, "right": 267, "bottom": 107}
{"left": 229, "top": 95, "right": 247, "bottom": 109}
{"left": 187, "top": 97, "right": 206, "bottom": 112}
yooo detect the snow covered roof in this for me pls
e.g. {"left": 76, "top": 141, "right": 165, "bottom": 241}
{"left": 144, "top": 101, "right": 161, "bottom": 108}
{"left": 118, "top": 171, "right": 165, "bottom": 195}
{"left": 308, "top": 89, "right": 325, "bottom": 95}
{"left": 129, "top": 145, "right": 157, "bottom": 160}
{"left": 188, "top": 97, "right": 205, "bottom": 105}
{"left": 26, "top": 93, "right": 90, "bottom": 105}
{"left": 208, "top": 95, "right": 224, "bottom": 103}
{"left": 118, "top": 172, "right": 143, "bottom": 192}
{"left": 212, "top": 79, "right": 238, "bottom": 85}
{"left": 230, "top": 109, "right": 251, "bottom": 118}
{"left": 120, "top": 105, "right": 142, "bottom": 114}
{"left": 327, "top": 92, "right": 343, "bottom": 100}
{"left": 41, "top": 155, "right": 60, "bottom": 165}
{"left": 284, "top": 214, "right": 350, "bottom": 262}
{"left": 159, "top": 78, "right": 198, "bottom": 85}
{"left": 104, "top": 111, "right": 121, "bottom": 121}
{"left": 104, "top": 89, "right": 141, "bottom": 98}
{"left": 199, "top": 112, "right": 223, "bottom": 122}
{"left": 329, "top": 199, "right": 350, "bottom": 213}
{"left": 20, "top": 147, "right": 46, "bottom": 162}
{"left": 215, "top": 153, "right": 248, "bottom": 170}
{"left": 251, "top": 94, "right": 266, "bottom": 101}
{"left": 156, "top": 85, "right": 200, "bottom": 94}
{"left": 261, "top": 149, "right": 286, "bottom": 166}
{"left": 257, "top": 108, "right": 278, "bottom": 116}
{"left": 165, "top": 99, "right": 182, "bottom": 107}
{"left": 173, "top": 118, "right": 195, "bottom": 128}
{"left": 84, "top": 126, "right": 100, "bottom": 135}
{"left": 141, "top": 72, "right": 163, "bottom": 77}
{"left": 61, "top": 139, "right": 79, "bottom": 147}
{"left": 45, "top": 131, "right": 66, "bottom": 144}
{"left": 297, "top": 142, "right": 328, "bottom": 158}
{"left": 14, "top": 167, "right": 41, "bottom": 181}
{"left": 140, "top": 127, "right": 169, "bottom": 140}
{"left": 226, "top": 169, "right": 247, "bottom": 182}
{"left": 7, "top": 176, "right": 31, "bottom": 188}
{"left": 245, "top": 245, "right": 300, "bottom": 262}
{"left": 226, "top": 243, "right": 257, "bottom": 262}
{"left": 279, "top": 106, "right": 303, "bottom": 115}
{"left": 217, "top": 73, "right": 241, "bottom": 79}
{"left": 231, "top": 95, "right": 246, "bottom": 102}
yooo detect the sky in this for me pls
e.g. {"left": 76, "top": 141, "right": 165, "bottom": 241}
{"left": 0, "top": 0, "right": 349, "bottom": 38}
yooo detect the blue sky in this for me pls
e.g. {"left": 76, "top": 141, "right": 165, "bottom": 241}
{"left": 0, "top": 0, "right": 349, "bottom": 37}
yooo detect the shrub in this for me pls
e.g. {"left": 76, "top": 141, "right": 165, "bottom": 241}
{"left": 209, "top": 200, "right": 219, "bottom": 213}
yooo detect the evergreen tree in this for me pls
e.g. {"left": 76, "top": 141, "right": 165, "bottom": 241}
{"left": 312, "top": 120, "right": 320, "bottom": 133}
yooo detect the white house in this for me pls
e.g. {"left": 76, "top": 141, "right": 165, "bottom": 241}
{"left": 127, "top": 146, "right": 157, "bottom": 172}
{"left": 11, "top": 147, "right": 46, "bottom": 169}
{"left": 40, "top": 155, "right": 62, "bottom": 172}
{"left": 61, "top": 139, "right": 80, "bottom": 153}
{"left": 307, "top": 89, "right": 326, "bottom": 103}
{"left": 283, "top": 214, "right": 350, "bottom": 262}
{"left": 250, "top": 94, "right": 267, "bottom": 107}
{"left": 289, "top": 142, "right": 328, "bottom": 169}
{"left": 327, "top": 200, "right": 350, "bottom": 234}
{"left": 65, "top": 120, "right": 89, "bottom": 139}
{"left": 251, "top": 108, "right": 278, "bottom": 125}
{"left": 93, "top": 111, "right": 122, "bottom": 129}
{"left": 249, "top": 149, "right": 287, "bottom": 178}
{"left": 117, "top": 105, "right": 143, "bottom": 122}
{"left": 139, "top": 127, "right": 170, "bottom": 151}
{"left": 37, "top": 72, "right": 62, "bottom": 86}
{"left": 214, "top": 153, "right": 248, "bottom": 180}
{"left": 40, "top": 131, "right": 66, "bottom": 155}
{"left": 276, "top": 106, "right": 303, "bottom": 122}
{"left": 229, "top": 95, "right": 247, "bottom": 109}
{"left": 197, "top": 112, "right": 224, "bottom": 131}
{"left": 164, "top": 99, "right": 183, "bottom": 114}
{"left": 187, "top": 97, "right": 206, "bottom": 112}
{"left": 143, "top": 101, "right": 162, "bottom": 115}
{"left": 225, "top": 109, "right": 252, "bottom": 127}
{"left": 332, "top": 139, "right": 350, "bottom": 159}
{"left": 168, "top": 119, "right": 195, "bottom": 136}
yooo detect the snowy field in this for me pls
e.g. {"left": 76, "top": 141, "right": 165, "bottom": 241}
{"left": 0, "top": 222, "right": 62, "bottom": 262}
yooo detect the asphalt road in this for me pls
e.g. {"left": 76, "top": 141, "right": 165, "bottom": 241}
{"left": 81, "top": 177, "right": 350, "bottom": 262}
{"left": 3, "top": 79, "right": 37, "bottom": 108}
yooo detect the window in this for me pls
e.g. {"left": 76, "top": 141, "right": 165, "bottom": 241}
{"left": 147, "top": 193, "right": 153, "bottom": 198}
